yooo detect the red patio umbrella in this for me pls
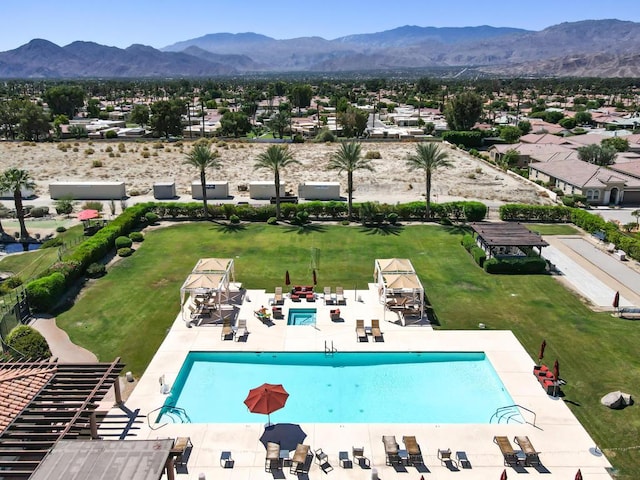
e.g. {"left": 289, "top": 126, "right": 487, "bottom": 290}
{"left": 613, "top": 291, "right": 620, "bottom": 309}
{"left": 538, "top": 339, "right": 546, "bottom": 363}
{"left": 77, "top": 209, "right": 99, "bottom": 221}
{"left": 244, "top": 383, "right": 289, "bottom": 426}
{"left": 575, "top": 469, "right": 583, "bottom": 480}
{"left": 285, "top": 270, "right": 291, "bottom": 286}
{"left": 500, "top": 468, "right": 507, "bottom": 480}
{"left": 312, "top": 269, "right": 317, "bottom": 285}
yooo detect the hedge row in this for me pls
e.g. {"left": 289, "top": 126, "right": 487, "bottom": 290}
{"left": 483, "top": 257, "right": 547, "bottom": 274}
{"left": 461, "top": 234, "right": 487, "bottom": 267}
{"left": 441, "top": 130, "right": 484, "bottom": 148}
{"left": 149, "top": 200, "right": 488, "bottom": 222}
{"left": 25, "top": 203, "right": 152, "bottom": 312}
{"left": 499, "top": 204, "right": 573, "bottom": 222}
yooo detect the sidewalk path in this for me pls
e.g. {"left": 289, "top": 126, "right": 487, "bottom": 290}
{"left": 31, "top": 316, "right": 97, "bottom": 363}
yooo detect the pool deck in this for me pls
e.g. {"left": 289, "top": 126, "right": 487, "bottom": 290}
{"left": 118, "top": 285, "right": 613, "bottom": 479}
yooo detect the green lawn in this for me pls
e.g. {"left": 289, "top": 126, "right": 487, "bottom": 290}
{"left": 51, "top": 222, "right": 640, "bottom": 477}
{"left": 526, "top": 223, "right": 580, "bottom": 235}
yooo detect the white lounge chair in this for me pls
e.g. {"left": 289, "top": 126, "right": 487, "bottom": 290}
{"left": 234, "top": 319, "right": 248, "bottom": 341}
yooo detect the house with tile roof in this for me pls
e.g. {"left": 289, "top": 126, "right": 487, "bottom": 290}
{"left": 529, "top": 159, "right": 640, "bottom": 205}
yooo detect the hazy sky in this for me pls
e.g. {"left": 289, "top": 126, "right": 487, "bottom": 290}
{"left": 3, "top": 0, "right": 639, "bottom": 51}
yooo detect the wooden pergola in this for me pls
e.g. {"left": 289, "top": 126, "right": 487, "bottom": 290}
{"left": 0, "top": 358, "right": 126, "bottom": 479}
{"left": 470, "top": 222, "right": 549, "bottom": 259}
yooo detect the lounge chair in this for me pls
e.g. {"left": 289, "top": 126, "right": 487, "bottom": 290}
{"left": 456, "top": 451, "right": 472, "bottom": 469}
{"left": 402, "top": 435, "right": 423, "bottom": 465}
{"left": 494, "top": 436, "right": 519, "bottom": 467}
{"left": 382, "top": 435, "right": 401, "bottom": 466}
{"left": 265, "top": 442, "right": 281, "bottom": 472}
{"left": 355, "top": 319, "right": 368, "bottom": 342}
{"left": 289, "top": 443, "right": 311, "bottom": 474}
{"left": 352, "top": 446, "right": 370, "bottom": 468}
{"left": 221, "top": 318, "right": 233, "bottom": 340}
{"left": 370, "top": 319, "right": 383, "bottom": 341}
{"left": 339, "top": 451, "right": 353, "bottom": 468}
{"left": 437, "top": 448, "right": 458, "bottom": 469}
{"left": 336, "top": 286, "right": 346, "bottom": 305}
{"left": 274, "top": 287, "right": 284, "bottom": 305}
{"left": 323, "top": 286, "right": 334, "bottom": 305}
{"left": 314, "top": 448, "right": 333, "bottom": 472}
{"left": 514, "top": 436, "right": 541, "bottom": 466}
{"left": 234, "top": 319, "right": 247, "bottom": 341}
{"left": 171, "top": 437, "right": 192, "bottom": 467}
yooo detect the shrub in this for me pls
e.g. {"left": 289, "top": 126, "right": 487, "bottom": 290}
{"left": 55, "top": 198, "right": 73, "bottom": 215}
{"left": 292, "top": 211, "right": 310, "bottom": 225}
{"left": 462, "top": 202, "right": 487, "bottom": 222}
{"left": 41, "top": 237, "right": 63, "bottom": 248}
{"left": 315, "top": 129, "right": 336, "bottom": 142}
{"left": 92, "top": 159, "right": 103, "bottom": 168}
{"left": 105, "top": 146, "right": 113, "bottom": 153}
{"left": 118, "top": 143, "right": 126, "bottom": 153}
{"left": 82, "top": 201, "right": 104, "bottom": 212}
{"left": 442, "top": 131, "right": 484, "bottom": 148}
{"left": 141, "top": 151, "right": 150, "bottom": 158}
{"left": 483, "top": 257, "right": 547, "bottom": 274}
{"left": 365, "top": 150, "right": 382, "bottom": 159}
{"left": 461, "top": 234, "right": 476, "bottom": 252}
{"left": 145, "top": 212, "right": 159, "bottom": 224}
{"left": 26, "top": 272, "right": 66, "bottom": 312}
{"left": 5, "top": 325, "right": 51, "bottom": 360}
{"left": 117, "top": 247, "right": 133, "bottom": 257}
{"left": 267, "top": 217, "right": 278, "bottom": 225}
{"left": 115, "top": 236, "right": 133, "bottom": 249}
{"left": 29, "top": 206, "right": 49, "bottom": 218}
{"left": 86, "top": 262, "right": 106, "bottom": 278}
{"left": 387, "top": 212, "right": 398, "bottom": 225}
{"left": 84, "top": 148, "right": 95, "bottom": 155}
{"left": 471, "top": 246, "right": 487, "bottom": 267}
{"left": 341, "top": 220, "right": 350, "bottom": 225}
{"left": 129, "top": 232, "right": 144, "bottom": 242}
{"left": 229, "top": 215, "right": 240, "bottom": 224}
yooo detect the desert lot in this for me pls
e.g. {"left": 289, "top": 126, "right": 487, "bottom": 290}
{"left": 0, "top": 141, "right": 547, "bottom": 205}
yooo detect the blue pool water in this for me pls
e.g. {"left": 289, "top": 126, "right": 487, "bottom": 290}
{"left": 159, "top": 352, "right": 519, "bottom": 424}
{"left": 287, "top": 308, "right": 316, "bottom": 325}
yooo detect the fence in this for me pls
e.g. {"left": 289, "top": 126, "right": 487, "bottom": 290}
{"left": 0, "top": 289, "right": 30, "bottom": 351}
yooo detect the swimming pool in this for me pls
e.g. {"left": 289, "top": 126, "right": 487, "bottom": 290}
{"left": 159, "top": 351, "right": 519, "bottom": 424}
{"left": 287, "top": 308, "right": 316, "bottom": 325}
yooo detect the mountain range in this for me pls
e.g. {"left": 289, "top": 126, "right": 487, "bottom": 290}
{"left": 1, "top": 19, "right": 640, "bottom": 78}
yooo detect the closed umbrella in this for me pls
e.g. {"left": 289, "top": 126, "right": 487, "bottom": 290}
{"left": 613, "top": 291, "right": 620, "bottom": 309}
{"left": 285, "top": 270, "right": 291, "bottom": 286}
{"left": 553, "top": 359, "right": 560, "bottom": 381}
{"left": 538, "top": 339, "right": 546, "bottom": 363}
{"left": 244, "top": 383, "right": 289, "bottom": 426}
{"left": 312, "top": 269, "right": 317, "bottom": 285}
{"left": 500, "top": 468, "right": 507, "bottom": 480}
{"left": 575, "top": 469, "right": 583, "bottom": 480}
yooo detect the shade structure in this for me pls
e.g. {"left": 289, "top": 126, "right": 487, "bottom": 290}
{"left": 259, "top": 423, "right": 307, "bottom": 452}
{"left": 500, "top": 468, "right": 507, "bottom": 480}
{"left": 538, "top": 339, "right": 547, "bottom": 362}
{"left": 312, "top": 269, "right": 317, "bottom": 285}
{"left": 77, "top": 209, "right": 99, "bottom": 221}
{"left": 244, "top": 383, "right": 289, "bottom": 425}
{"left": 285, "top": 270, "right": 291, "bottom": 286}
{"left": 613, "top": 291, "right": 620, "bottom": 309}
{"left": 575, "top": 469, "right": 583, "bottom": 480}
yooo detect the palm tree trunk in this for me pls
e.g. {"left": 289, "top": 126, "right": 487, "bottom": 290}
{"left": 14, "top": 191, "right": 29, "bottom": 239}
{"left": 347, "top": 171, "right": 354, "bottom": 221}
{"left": 200, "top": 169, "right": 209, "bottom": 219}
{"left": 425, "top": 171, "right": 432, "bottom": 221}
{"left": 274, "top": 170, "right": 281, "bottom": 219}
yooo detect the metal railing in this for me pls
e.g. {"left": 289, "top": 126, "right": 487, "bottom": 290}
{"left": 490, "top": 404, "right": 538, "bottom": 428}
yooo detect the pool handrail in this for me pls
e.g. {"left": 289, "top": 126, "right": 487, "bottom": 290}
{"left": 147, "top": 405, "right": 191, "bottom": 430}
{"left": 490, "top": 404, "right": 538, "bottom": 428}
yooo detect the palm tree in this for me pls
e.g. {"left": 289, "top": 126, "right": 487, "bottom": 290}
{"left": 1, "top": 168, "right": 35, "bottom": 240}
{"left": 405, "top": 143, "right": 452, "bottom": 220}
{"left": 254, "top": 145, "right": 300, "bottom": 219}
{"left": 327, "top": 142, "right": 375, "bottom": 221}
{"left": 184, "top": 143, "right": 221, "bottom": 219}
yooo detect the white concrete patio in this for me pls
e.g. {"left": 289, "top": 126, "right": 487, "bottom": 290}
{"left": 116, "top": 285, "right": 613, "bottom": 479}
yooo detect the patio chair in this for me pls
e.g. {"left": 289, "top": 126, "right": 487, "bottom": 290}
{"left": 370, "top": 319, "right": 383, "bottom": 341}
{"left": 234, "top": 319, "right": 248, "bottom": 341}
{"left": 352, "top": 446, "right": 370, "bottom": 468}
{"left": 274, "top": 287, "right": 284, "bottom": 305}
{"left": 289, "top": 443, "right": 311, "bottom": 474}
{"left": 456, "top": 451, "right": 472, "bottom": 469}
{"left": 323, "top": 286, "right": 334, "bottom": 305}
{"left": 336, "top": 286, "right": 346, "bottom": 305}
{"left": 355, "top": 319, "right": 368, "bottom": 342}
{"left": 221, "top": 318, "right": 233, "bottom": 340}
{"left": 493, "top": 436, "right": 519, "bottom": 467}
{"left": 265, "top": 442, "right": 281, "bottom": 472}
{"left": 514, "top": 436, "right": 541, "bottom": 466}
{"left": 330, "top": 308, "right": 341, "bottom": 321}
{"left": 437, "top": 448, "right": 458, "bottom": 469}
{"left": 339, "top": 451, "right": 353, "bottom": 468}
{"left": 402, "top": 435, "right": 423, "bottom": 465}
{"left": 171, "top": 437, "right": 192, "bottom": 467}
{"left": 382, "top": 435, "right": 401, "bottom": 466}
{"left": 314, "top": 448, "right": 333, "bottom": 472}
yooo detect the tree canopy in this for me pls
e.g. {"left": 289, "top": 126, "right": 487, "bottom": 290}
{"left": 444, "top": 91, "right": 483, "bottom": 131}
{"left": 149, "top": 99, "right": 185, "bottom": 138}
{"left": 43, "top": 85, "right": 85, "bottom": 118}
